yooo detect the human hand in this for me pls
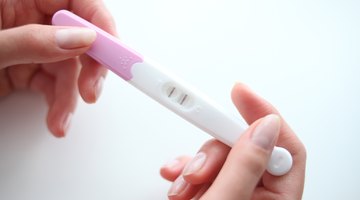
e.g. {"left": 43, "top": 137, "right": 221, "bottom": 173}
{"left": 160, "top": 83, "right": 306, "bottom": 200}
{"left": 0, "top": 0, "right": 117, "bottom": 137}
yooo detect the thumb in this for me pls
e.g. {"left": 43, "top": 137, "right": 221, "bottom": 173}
{"left": 202, "top": 114, "right": 281, "bottom": 200}
{"left": 0, "top": 24, "right": 96, "bottom": 68}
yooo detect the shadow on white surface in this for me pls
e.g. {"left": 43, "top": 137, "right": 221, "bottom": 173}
{"left": 0, "top": 91, "right": 46, "bottom": 169}
{"left": 0, "top": 92, "right": 47, "bottom": 198}
{"left": 0, "top": 84, "right": 202, "bottom": 200}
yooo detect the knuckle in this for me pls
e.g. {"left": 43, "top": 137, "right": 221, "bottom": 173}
{"left": 7, "top": 64, "right": 39, "bottom": 89}
{"left": 18, "top": 25, "right": 56, "bottom": 59}
{"left": 20, "top": 25, "right": 44, "bottom": 47}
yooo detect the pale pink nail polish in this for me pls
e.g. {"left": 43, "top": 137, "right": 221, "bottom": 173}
{"left": 94, "top": 76, "right": 105, "bottom": 100}
{"left": 162, "top": 159, "right": 180, "bottom": 170}
{"left": 55, "top": 28, "right": 96, "bottom": 49}
{"left": 251, "top": 114, "right": 281, "bottom": 151}
{"left": 62, "top": 113, "right": 73, "bottom": 136}
{"left": 168, "top": 176, "right": 188, "bottom": 197}
{"left": 183, "top": 152, "right": 206, "bottom": 176}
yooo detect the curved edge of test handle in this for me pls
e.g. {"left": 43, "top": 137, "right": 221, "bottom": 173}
{"left": 268, "top": 147, "right": 293, "bottom": 176}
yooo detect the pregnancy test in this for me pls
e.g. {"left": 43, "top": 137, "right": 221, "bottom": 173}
{"left": 52, "top": 10, "right": 292, "bottom": 176}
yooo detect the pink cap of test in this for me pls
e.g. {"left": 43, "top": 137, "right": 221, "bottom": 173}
{"left": 52, "top": 10, "right": 143, "bottom": 80}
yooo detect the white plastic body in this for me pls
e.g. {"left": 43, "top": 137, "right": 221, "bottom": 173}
{"left": 129, "top": 58, "right": 293, "bottom": 176}
{"left": 130, "top": 58, "right": 245, "bottom": 146}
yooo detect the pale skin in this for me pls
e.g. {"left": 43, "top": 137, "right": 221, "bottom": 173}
{"left": 0, "top": 0, "right": 117, "bottom": 137}
{"left": 160, "top": 83, "right": 306, "bottom": 200}
{"left": 0, "top": 1, "right": 306, "bottom": 199}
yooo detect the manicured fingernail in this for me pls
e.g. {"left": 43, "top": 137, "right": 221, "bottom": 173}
{"left": 94, "top": 76, "right": 104, "bottom": 100}
{"left": 168, "top": 176, "right": 188, "bottom": 197}
{"left": 162, "top": 158, "right": 180, "bottom": 170}
{"left": 62, "top": 113, "right": 73, "bottom": 136}
{"left": 251, "top": 114, "right": 280, "bottom": 151}
{"left": 183, "top": 152, "right": 206, "bottom": 176}
{"left": 56, "top": 28, "right": 96, "bottom": 49}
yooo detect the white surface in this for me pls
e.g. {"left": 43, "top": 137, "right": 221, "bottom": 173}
{"left": 0, "top": 0, "right": 359, "bottom": 199}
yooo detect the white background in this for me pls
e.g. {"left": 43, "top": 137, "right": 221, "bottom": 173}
{"left": 1, "top": 0, "right": 359, "bottom": 199}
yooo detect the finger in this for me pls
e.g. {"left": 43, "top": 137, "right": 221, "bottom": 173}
{"left": 165, "top": 140, "right": 229, "bottom": 200}
{"left": 169, "top": 139, "right": 230, "bottom": 199}
{"left": 231, "top": 83, "right": 279, "bottom": 124}
{"left": 36, "top": 0, "right": 117, "bottom": 34}
{"left": 201, "top": 115, "right": 281, "bottom": 200}
{"left": 162, "top": 156, "right": 204, "bottom": 200}
{"left": 64, "top": 0, "right": 117, "bottom": 103}
{"left": 33, "top": 0, "right": 69, "bottom": 15}
{"left": 168, "top": 176, "right": 202, "bottom": 200}
{"left": 78, "top": 56, "right": 106, "bottom": 103}
{"left": 30, "top": 70, "right": 56, "bottom": 111}
{"left": 7, "top": 64, "right": 39, "bottom": 89}
{"left": 71, "top": 0, "right": 117, "bottom": 35}
{"left": 0, "top": 24, "right": 96, "bottom": 68}
{"left": 43, "top": 58, "right": 80, "bottom": 137}
{"left": 160, "top": 156, "right": 192, "bottom": 182}
{"left": 191, "top": 184, "right": 211, "bottom": 200}
{"left": 231, "top": 83, "right": 306, "bottom": 198}
{"left": 182, "top": 139, "right": 230, "bottom": 185}
{"left": 231, "top": 83, "right": 302, "bottom": 150}
{"left": 0, "top": 69, "right": 13, "bottom": 96}
{"left": 232, "top": 82, "right": 306, "bottom": 160}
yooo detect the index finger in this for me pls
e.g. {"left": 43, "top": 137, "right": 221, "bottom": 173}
{"left": 38, "top": 0, "right": 117, "bottom": 103}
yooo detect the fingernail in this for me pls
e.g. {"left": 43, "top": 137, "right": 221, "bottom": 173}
{"left": 94, "top": 76, "right": 104, "bottom": 100}
{"left": 251, "top": 114, "right": 280, "bottom": 151}
{"left": 56, "top": 28, "right": 96, "bottom": 49}
{"left": 168, "top": 176, "right": 188, "bottom": 197}
{"left": 62, "top": 113, "right": 73, "bottom": 136}
{"left": 162, "top": 158, "right": 180, "bottom": 170}
{"left": 183, "top": 152, "right": 206, "bottom": 176}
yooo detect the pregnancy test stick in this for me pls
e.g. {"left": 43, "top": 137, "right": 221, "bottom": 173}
{"left": 52, "top": 10, "right": 292, "bottom": 176}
